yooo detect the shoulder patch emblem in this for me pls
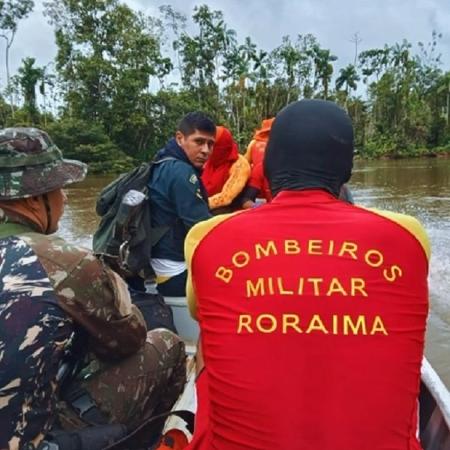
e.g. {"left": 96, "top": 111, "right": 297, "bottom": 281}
{"left": 189, "top": 174, "right": 198, "bottom": 184}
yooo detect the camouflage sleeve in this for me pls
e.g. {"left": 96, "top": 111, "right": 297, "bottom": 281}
{"left": 21, "top": 234, "right": 147, "bottom": 360}
{"left": 58, "top": 257, "right": 147, "bottom": 360}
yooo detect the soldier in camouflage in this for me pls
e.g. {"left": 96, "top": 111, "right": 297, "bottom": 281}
{"left": 0, "top": 128, "right": 186, "bottom": 450}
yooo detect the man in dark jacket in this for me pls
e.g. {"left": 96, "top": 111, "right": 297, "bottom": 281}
{"left": 149, "top": 112, "right": 215, "bottom": 296}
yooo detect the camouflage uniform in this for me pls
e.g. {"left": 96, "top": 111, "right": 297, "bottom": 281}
{"left": 0, "top": 128, "right": 186, "bottom": 450}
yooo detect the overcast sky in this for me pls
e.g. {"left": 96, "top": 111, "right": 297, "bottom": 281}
{"left": 2, "top": 0, "right": 450, "bottom": 89}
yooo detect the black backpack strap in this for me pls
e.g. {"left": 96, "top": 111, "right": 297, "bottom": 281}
{"left": 35, "top": 424, "right": 128, "bottom": 450}
{"left": 34, "top": 409, "right": 193, "bottom": 450}
{"left": 101, "top": 410, "right": 195, "bottom": 450}
{"left": 62, "top": 384, "right": 109, "bottom": 426}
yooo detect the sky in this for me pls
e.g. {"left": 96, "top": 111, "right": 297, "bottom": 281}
{"left": 1, "top": 0, "right": 450, "bottom": 90}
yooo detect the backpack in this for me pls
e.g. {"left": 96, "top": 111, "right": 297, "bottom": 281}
{"left": 93, "top": 158, "right": 173, "bottom": 279}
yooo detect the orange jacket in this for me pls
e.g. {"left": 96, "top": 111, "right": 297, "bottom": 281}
{"left": 244, "top": 118, "right": 274, "bottom": 165}
{"left": 202, "top": 126, "right": 251, "bottom": 210}
{"left": 207, "top": 155, "right": 250, "bottom": 210}
{"left": 155, "top": 429, "right": 188, "bottom": 450}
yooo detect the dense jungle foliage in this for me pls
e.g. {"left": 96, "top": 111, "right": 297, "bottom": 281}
{"left": 1, "top": 0, "right": 449, "bottom": 172}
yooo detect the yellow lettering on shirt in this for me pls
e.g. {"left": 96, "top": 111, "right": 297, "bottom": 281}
{"left": 246, "top": 278, "right": 265, "bottom": 298}
{"left": 277, "top": 277, "right": 294, "bottom": 295}
{"left": 282, "top": 314, "right": 302, "bottom": 333}
{"left": 297, "top": 277, "right": 304, "bottom": 295}
{"left": 237, "top": 315, "right": 253, "bottom": 333}
{"left": 383, "top": 265, "right": 403, "bottom": 282}
{"left": 245, "top": 276, "right": 369, "bottom": 298}
{"left": 284, "top": 239, "right": 301, "bottom": 254}
{"left": 326, "top": 277, "right": 348, "bottom": 296}
{"left": 350, "top": 278, "right": 368, "bottom": 297}
{"left": 309, "top": 278, "right": 323, "bottom": 296}
{"left": 215, "top": 266, "right": 233, "bottom": 283}
{"left": 365, "top": 249, "right": 384, "bottom": 268}
{"left": 232, "top": 251, "right": 250, "bottom": 268}
{"left": 306, "top": 314, "right": 328, "bottom": 334}
{"left": 343, "top": 315, "right": 367, "bottom": 335}
{"left": 308, "top": 240, "right": 323, "bottom": 255}
{"left": 256, "top": 314, "right": 277, "bottom": 333}
{"left": 327, "top": 240, "right": 335, "bottom": 255}
{"left": 255, "top": 241, "right": 278, "bottom": 259}
{"left": 370, "top": 316, "right": 388, "bottom": 335}
{"left": 338, "top": 241, "right": 358, "bottom": 259}
{"left": 236, "top": 313, "right": 389, "bottom": 336}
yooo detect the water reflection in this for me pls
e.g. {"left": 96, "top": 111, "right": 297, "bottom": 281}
{"left": 61, "top": 158, "right": 450, "bottom": 387}
{"left": 60, "top": 175, "right": 114, "bottom": 248}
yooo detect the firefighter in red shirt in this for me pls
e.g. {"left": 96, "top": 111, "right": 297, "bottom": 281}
{"left": 185, "top": 100, "right": 429, "bottom": 450}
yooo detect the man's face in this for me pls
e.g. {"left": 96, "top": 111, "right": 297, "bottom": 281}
{"left": 176, "top": 129, "right": 215, "bottom": 169}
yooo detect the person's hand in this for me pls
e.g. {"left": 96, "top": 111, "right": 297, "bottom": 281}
{"left": 242, "top": 200, "right": 255, "bottom": 209}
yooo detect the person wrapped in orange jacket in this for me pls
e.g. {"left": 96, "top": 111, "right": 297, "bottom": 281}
{"left": 240, "top": 118, "right": 274, "bottom": 209}
{"left": 244, "top": 117, "right": 275, "bottom": 166}
{"left": 201, "top": 126, "right": 250, "bottom": 212}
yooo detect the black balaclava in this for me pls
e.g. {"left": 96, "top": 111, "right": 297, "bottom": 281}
{"left": 264, "top": 99, "right": 354, "bottom": 197}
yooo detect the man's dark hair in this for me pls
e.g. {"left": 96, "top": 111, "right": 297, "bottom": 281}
{"left": 177, "top": 112, "right": 216, "bottom": 136}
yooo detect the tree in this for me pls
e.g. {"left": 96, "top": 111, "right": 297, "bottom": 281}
{"left": 175, "top": 4, "right": 236, "bottom": 110}
{"left": 15, "top": 57, "right": 44, "bottom": 122}
{"left": 44, "top": 0, "right": 171, "bottom": 157}
{"left": 0, "top": 0, "right": 34, "bottom": 114}
{"left": 358, "top": 47, "right": 391, "bottom": 83}
{"left": 3, "top": 2, "right": 442, "bottom": 165}
{"left": 159, "top": 5, "right": 187, "bottom": 80}
{"left": 335, "top": 64, "right": 359, "bottom": 108}
{"left": 311, "top": 46, "right": 337, "bottom": 99}
{"left": 272, "top": 36, "right": 302, "bottom": 104}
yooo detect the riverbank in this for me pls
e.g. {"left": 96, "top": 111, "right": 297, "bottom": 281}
{"left": 353, "top": 146, "right": 450, "bottom": 161}
{"left": 86, "top": 148, "right": 450, "bottom": 175}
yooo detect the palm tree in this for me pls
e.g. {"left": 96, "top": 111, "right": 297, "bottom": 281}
{"left": 336, "top": 64, "right": 360, "bottom": 107}
{"left": 312, "top": 46, "right": 337, "bottom": 99}
{"left": 17, "top": 57, "right": 44, "bottom": 122}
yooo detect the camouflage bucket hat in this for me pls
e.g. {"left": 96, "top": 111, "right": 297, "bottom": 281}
{"left": 0, "top": 127, "right": 87, "bottom": 200}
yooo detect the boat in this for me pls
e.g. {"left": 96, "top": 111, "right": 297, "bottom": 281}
{"left": 164, "top": 296, "right": 450, "bottom": 449}
{"left": 420, "top": 358, "right": 450, "bottom": 449}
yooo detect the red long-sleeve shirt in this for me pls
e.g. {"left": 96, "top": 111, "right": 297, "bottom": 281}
{"left": 186, "top": 190, "right": 429, "bottom": 450}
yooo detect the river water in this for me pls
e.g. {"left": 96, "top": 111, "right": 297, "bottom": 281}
{"left": 60, "top": 158, "right": 450, "bottom": 388}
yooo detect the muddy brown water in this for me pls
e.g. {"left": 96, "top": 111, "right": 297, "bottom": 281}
{"left": 60, "top": 158, "right": 450, "bottom": 388}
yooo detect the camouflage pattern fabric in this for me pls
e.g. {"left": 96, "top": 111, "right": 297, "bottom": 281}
{"left": 18, "top": 229, "right": 148, "bottom": 360}
{"left": 0, "top": 223, "right": 186, "bottom": 450}
{"left": 58, "top": 329, "right": 186, "bottom": 433}
{"left": 0, "top": 127, "right": 87, "bottom": 200}
{"left": 0, "top": 235, "right": 75, "bottom": 450}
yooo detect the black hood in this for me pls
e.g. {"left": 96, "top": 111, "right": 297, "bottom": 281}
{"left": 264, "top": 99, "right": 354, "bottom": 197}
